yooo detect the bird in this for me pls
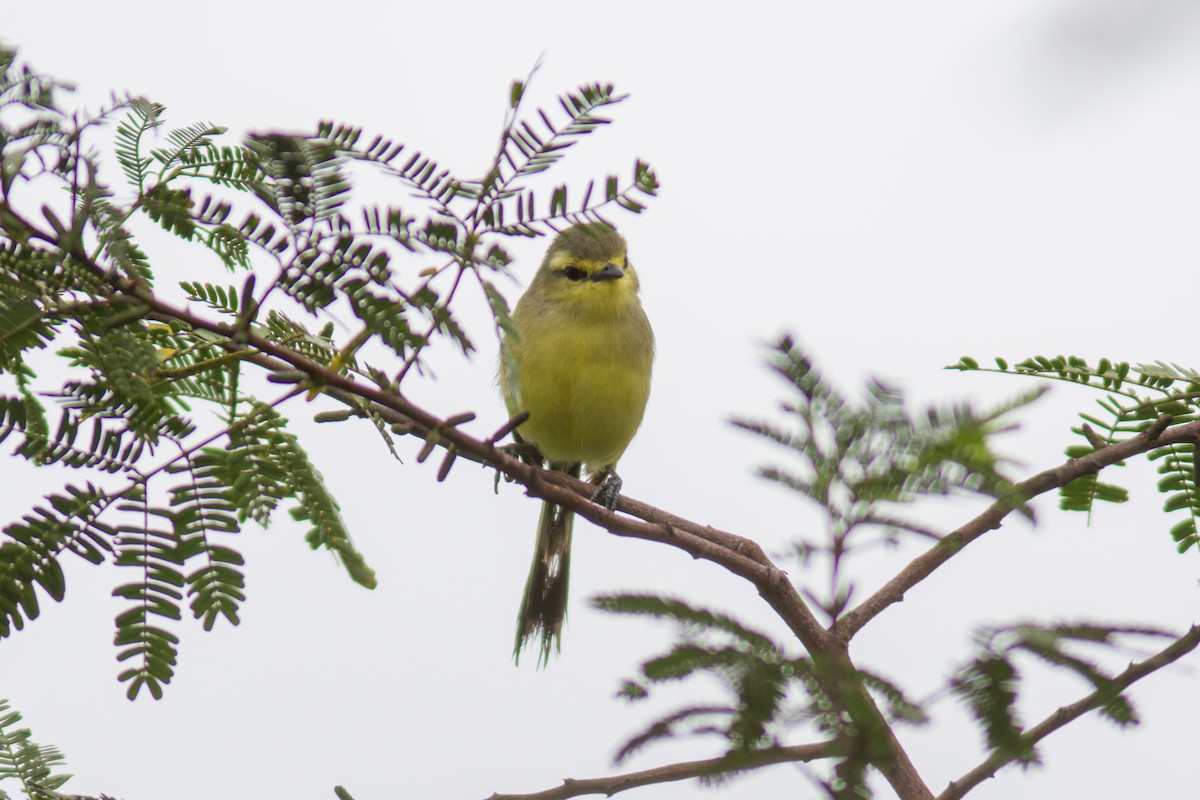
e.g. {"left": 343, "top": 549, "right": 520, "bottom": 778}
{"left": 499, "top": 223, "right": 655, "bottom": 665}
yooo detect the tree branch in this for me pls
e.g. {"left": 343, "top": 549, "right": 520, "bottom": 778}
{"left": 938, "top": 624, "right": 1200, "bottom": 800}
{"left": 835, "top": 421, "right": 1200, "bottom": 642}
{"left": 486, "top": 743, "right": 835, "bottom": 800}
{"left": 95, "top": 269, "right": 834, "bottom": 641}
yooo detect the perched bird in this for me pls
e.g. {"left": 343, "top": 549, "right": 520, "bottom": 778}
{"left": 500, "top": 223, "right": 654, "bottom": 665}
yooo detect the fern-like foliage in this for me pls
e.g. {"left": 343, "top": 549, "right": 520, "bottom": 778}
{"left": 0, "top": 45, "right": 654, "bottom": 697}
{"left": 595, "top": 594, "right": 925, "bottom": 793}
{"left": 0, "top": 485, "right": 118, "bottom": 637}
{"left": 165, "top": 454, "right": 243, "bottom": 630}
{"left": 112, "top": 490, "right": 185, "bottom": 701}
{"left": 467, "top": 78, "right": 660, "bottom": 236}
{"left": 951, "top": 622, "right": 1173, "bottom": 765}
{"left": 114, "top": 100, "right": 164, "bottom": 194}
{"left": 734, "top": 338, "right": 1039, "bottom": 620}
{"left": 597, "top": 594, "right": 809, "bottom": 762}
{"left": 0, "top": 698, "right": 72, "bottom": 798}
{"left": 950, "top": 354, "right": 1200, "bottom": 553}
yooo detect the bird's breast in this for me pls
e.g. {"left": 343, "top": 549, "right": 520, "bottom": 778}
{"left": 506, "top": 307, "right": 653, "bottom": 469}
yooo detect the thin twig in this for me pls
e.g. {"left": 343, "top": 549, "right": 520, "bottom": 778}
{"left": 486, "top": 743, "right": 835, "bottom": 800}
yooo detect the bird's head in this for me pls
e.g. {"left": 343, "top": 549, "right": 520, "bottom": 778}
{"left": 528, "top": 224, "right": 641, "bottom": 315}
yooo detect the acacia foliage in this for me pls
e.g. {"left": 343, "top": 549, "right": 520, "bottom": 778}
{"left": 950, "top": 354, "right": 1200, "bottom": 552}
{"left": 0, "top": 47, "right": 658, "bottom": 700}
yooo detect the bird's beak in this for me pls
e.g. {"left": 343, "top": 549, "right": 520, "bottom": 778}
{"left": 590, "top": 263, "right": 625, "bottom": 282}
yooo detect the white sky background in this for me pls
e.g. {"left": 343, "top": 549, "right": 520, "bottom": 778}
{"left": 3, "top": 1, "right": 1200, "bottom": 798}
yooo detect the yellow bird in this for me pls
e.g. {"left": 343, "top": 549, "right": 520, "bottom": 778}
{"left": 500, "top": 223, "right": 654, "bottom": 665}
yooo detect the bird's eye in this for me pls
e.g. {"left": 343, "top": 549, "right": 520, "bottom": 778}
{"left": 562, "top": 265, "right": 586, "bottom": 281}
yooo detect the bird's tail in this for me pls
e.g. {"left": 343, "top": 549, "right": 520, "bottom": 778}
{"left": 514, "top": 465, "right": 579, "bottom": 666}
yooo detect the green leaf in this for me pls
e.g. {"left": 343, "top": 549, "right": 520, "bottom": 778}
{"left": 481, "top": 280, "right": 518, "bottom": 339}
{"left": 167, "top": 456, "right": 245, "bottom": 630}
{"left": 0, "top": 698, "right": 73, "bottom": 795}
{"left": 143, "top": 183, "right": 197, "bottom": 240}
{"left": 952, "top": 655, "right": 1038, "bottom": 765}
{"left": 0, "top": 485, "right": 117, "bottom": 638}
{"left": 597, "top": 593, "right": 830, "bottom": 764}
{"left": 245, "top": 133, "right": 350, "bottom": 228}
{"left": 151, "top": 120, "right": 226, "bottom": 174}
{"left": 114, "top": 100, "right": 164, "bottom": 193}
{"left": 734, "top": 336, "right": 1037, "bottom": 573}
{"left": 1059, "top": 473, "right": 1128, "bottom": 514}
{"left": 594, "top": 594, "right": 779, "bottom": 655}
{"left": 341, "top": 278, "right": 416, "bottom": 358}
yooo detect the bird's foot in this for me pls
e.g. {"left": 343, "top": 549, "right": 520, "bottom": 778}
{"left": 500, "top": 441, "right": 543, "bottom": 464}
{"left": 589, "top": 466, "right": 623, "bottom": 511}
{"left": 493, "top": 442, "right": 544, "bottom": 493}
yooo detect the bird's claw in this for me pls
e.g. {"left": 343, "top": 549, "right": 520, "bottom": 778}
{"left": 493, "top": 442, "right": 543, "bottom": 494}
{"left": 501, "top": 441, "right": 543, "bottom": 465}
{"left": 589, "top": 468, "right": 623, "bottom": 511}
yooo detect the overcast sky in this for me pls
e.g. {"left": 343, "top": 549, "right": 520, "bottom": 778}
{"left": 3, "top": 2, "right": 1200, "bottom": 799}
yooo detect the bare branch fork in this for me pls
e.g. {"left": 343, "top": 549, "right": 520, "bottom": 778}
{"left": 58, "top": 242, "right": 1200, "bottom": 799}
